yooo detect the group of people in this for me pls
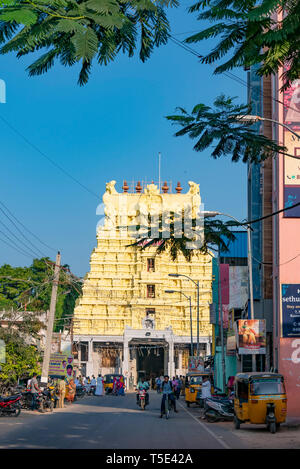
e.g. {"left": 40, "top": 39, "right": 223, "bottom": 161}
{"left": 155, "top": 375, "right": 184, "bottom": 400}
{"left": 74, "top": 374, "right": 105, "bottom": 396}
{"left": 26, "top": 373, "right": 76, "bottom": 410}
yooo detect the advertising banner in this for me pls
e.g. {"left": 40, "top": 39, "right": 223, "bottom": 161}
{"left": 48, "top": 353, "right": 74, "bottom": 378}
{"left": 283, "top": 77, "right": 300, "bottom": 217}
{"left": 188, "top": 357, "right": 204, "bottom": 372}
{"left": 237, "top": 319, "right": 266, "bottom": 354}
{"left": 229, "top": 266, "right": 248, "bottom": 309}
{"left": 226, "top": 310, "right": 236, "bottom": 356}
{"left": 281, "top": 284, "right": 300, "bottom": 337}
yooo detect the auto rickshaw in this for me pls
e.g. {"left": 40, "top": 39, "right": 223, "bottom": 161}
{"left": 185, "top": 372, "right": 214, "bottom": 407}
{"left": 234, "top": 372, "right": 287, "bottom": 433}
{"left": 103, "top": 374, "right": 125, "bottom": 394}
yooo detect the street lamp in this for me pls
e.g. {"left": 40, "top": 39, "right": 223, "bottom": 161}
{"left": 168, "top": 273, "right": 200, "bottom": 356}
{"left": 165, "top": 289, "right": 193, "bottom": 357}
{"left": 235, "top": 114, "right": 300, "bottom": 140}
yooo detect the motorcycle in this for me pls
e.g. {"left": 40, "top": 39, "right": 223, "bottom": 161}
{"left": 203, "top": 395, "right": 234, "bottom": 423}
{"left": 0, "top": 393, "right": 22, "bottom": 417}
{"left": 137, "top": 389, "right": 147, "bottom": 410}
{"left": 88, "top": 385, "right": 96, "bottom": 396}
{"left": 40, "top": 388, "right": 55, "bottom": 412}
{"left": 76, "top": 385, "right": 86, "bottom": 398}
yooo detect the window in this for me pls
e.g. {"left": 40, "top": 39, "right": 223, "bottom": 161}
{"left": 146, "top": 308, "right": 155, "bottom": 315}
{"left": 251, "top": 379, "right": 285, "bottom": 395}
{"left": 147, "top": 284, "right": 155, "bottom": 298}
{"left": 147, "top": 258, "right": 155, "bottom": 272}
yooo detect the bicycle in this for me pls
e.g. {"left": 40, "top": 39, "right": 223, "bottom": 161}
{"left": 162, "top": 394, "right": 172, "bottom": 419}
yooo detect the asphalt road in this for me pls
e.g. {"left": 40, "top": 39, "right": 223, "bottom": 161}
{"left": 0, "top": 391, "right": 247, "bottom": 449}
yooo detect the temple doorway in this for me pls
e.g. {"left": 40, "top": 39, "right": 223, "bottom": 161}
{"left": 136, "top": 347, "right": 164, "bottom": 386}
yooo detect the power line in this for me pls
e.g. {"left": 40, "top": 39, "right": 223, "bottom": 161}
{"left": 0, "top": 205, "right": 46, "bottom": 258}
{"left": 169, "top": 35, "right": 300, "bottom": 118}
{"left": 0, "top": 113, "right": 99, "bottom": 200}
{"left": 0, "top": 217, "right": 44, "bottom": 259}
{"left": 0, "top": 200, "right": 57, "bottom": 253}
{"left": 0, "top": 234, "right": 35, "bottom": 260}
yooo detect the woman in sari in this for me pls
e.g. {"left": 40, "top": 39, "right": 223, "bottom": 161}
{"left": 112, "top": 376, "right": 118, "bottom": 396}
{"left": 66, "top": 378, "right": 76, "bottom": 403}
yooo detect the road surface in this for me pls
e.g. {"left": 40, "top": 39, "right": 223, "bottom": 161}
{"left": 0, "top": 391, "right": 296, "bottom": 449}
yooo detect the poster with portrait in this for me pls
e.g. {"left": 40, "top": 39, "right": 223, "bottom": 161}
{"left": 237, "top": 320, "right": 266, "bottom": 355}
{"left": 48, "top": 353, "right": 74, "bottom": 378}
{"left": 188, "top": 357, "right": 204, "bottom": 372}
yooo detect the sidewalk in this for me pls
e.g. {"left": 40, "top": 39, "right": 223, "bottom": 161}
{"left": 284, "top": 416, "right": 300, "bottom": 428}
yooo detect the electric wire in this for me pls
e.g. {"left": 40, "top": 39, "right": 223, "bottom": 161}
{"left": 0, "top": 234, "right": 37, "bottom": 260}
{"left": 169, "top": 34, "right": 300, "bottom": 118}
{"left": 0, "top": 217, "right": 45, "bottom": 259}
{"left": 0, "top": 200, "right": 57, "bottom": 253}
{"left": 0, "top": 113, "right": 99, "bottom": 200}
{"left": 0, "top": 205, "right": 46, "bottom": 258}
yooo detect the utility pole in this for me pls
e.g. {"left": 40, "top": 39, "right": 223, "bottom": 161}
{"left": 247, "top": 226, "right": 256, "bottom": 372}
{"left": 218, "top": 247, "right": 226, "bottom": 392}
{"left": 196, "top": 281, "right": 200, "bottom": 357}
{"left": 41, "top": 251, "right": 61, "bottom": 385}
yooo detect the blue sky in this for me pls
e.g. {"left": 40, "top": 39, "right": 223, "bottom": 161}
{"left": 0, "top": 2, "right": 247, "bottom": 276}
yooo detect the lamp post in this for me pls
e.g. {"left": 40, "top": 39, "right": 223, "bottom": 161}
{"left": 165, "top": 289, "right": 193, "bottom": 357}
{"left": 235, "top": 115, "right": 300, "bottom": 140}
{"left": 168, "top": 273, "right": 200, "bottom": 356}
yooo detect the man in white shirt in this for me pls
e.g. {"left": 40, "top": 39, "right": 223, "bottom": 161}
{"left": 200, "top": 376, "right": 212, "bottom": 419}
{"left": 201, "top": 376, "right": 212, "bottom": 400}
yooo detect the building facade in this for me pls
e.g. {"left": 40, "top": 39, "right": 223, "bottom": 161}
{"left": 73, "top": 180, "right": 213, "bottom": 386}
{"left": 248, "top": 36, "right": 300, "bottom": 414}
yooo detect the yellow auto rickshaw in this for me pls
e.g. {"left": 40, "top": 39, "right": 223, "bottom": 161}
{"left": 185, "top": 372, "right": 214, "bottom": 407}
{"left": 103, "top": 374, "right": 125, "bottom": 395}
{"left": 234, "top": 372, "right": 287, "bottom": 433}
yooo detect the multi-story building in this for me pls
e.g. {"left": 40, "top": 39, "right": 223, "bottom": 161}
{"left": 72, "top": 180, "right": 213, "bottom": 385}
{"left": 248, "top": 31, "right": 300, "bottom": 415}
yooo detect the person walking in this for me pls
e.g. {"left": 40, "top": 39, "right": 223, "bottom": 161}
{"left": 156, "top": 376, "right": 161, "bottom": 393}
{"left": 95, "top": 374, "right": 104, "bottom": 396}
{"left": 175, "top": 376, "right": 182, "bottom": 400}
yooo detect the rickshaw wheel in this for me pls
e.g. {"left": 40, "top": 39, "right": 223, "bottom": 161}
{"left": 186, "top": 402, "right": 190, "bottom": 407}
{"left": 234, "top": 416, "right": 241, "bottom": 429}
{"left": 269, "top": 422, "right": 276, "bottom": 434}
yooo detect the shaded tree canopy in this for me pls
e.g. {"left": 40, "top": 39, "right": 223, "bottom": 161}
{"left": 185, "top": 0, "right": 300, "bottom": 90}
{"left": 0, "top": 0, "right": 177, "bottom": 85}
{"left": 167, "top": 94, "right": 287, "bottom": 164}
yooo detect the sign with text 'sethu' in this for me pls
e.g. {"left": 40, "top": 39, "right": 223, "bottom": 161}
{"left": 281, "top": 284, "right": 300, "bottom": 337}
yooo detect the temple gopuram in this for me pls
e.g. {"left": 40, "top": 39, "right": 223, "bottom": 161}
{"left": 72, "top": 180, "right": 213, "bottom": 386}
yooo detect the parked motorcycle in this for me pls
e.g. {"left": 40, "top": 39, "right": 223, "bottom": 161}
{"left": 203, "top": 396, "right": 234, "bottom": 423}
{"left": 76, "top": 385, "right": 86, "bottom": 398}
{"left": 0, "top": 393, "right": 22, "bottom": 417}
{"left": 41, "top": 388, "right": 55, "bottom": 412}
